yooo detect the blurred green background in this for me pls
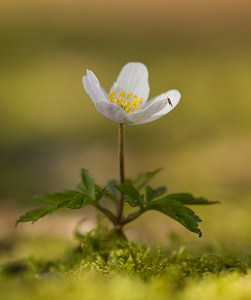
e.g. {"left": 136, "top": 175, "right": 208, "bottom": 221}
{"left": 0, "top": 0, "right": 251, "bottom": 245}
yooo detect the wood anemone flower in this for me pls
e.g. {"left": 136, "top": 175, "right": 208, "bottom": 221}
{"left": 83, "top": 62, "right": 181, "bottom": 125}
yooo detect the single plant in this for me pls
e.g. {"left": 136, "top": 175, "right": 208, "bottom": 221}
{"left": 16, "top": 62, "right": 218, "bottom": 240}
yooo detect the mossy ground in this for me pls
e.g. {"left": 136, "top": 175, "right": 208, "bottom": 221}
{"left": 1, "top": 229, "right": 251, "bottom": 300}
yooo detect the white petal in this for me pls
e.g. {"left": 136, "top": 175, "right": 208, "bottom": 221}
{"left": 128, "top": 99, "right": 168, "bottom": 125}
{"left": 145, "top": 89, "right": 181, "bottom": 121}
{"left": 83, "top": 75, "right": 97, "bottom": 104}
{"left": 82, "top": 69, "right": 108, "bottom": 104}
{"left": 110, "top": 62, "right": 150, "bottom": 103}
{"left": 95, "top": 101, "right": 133, "bottom": 125}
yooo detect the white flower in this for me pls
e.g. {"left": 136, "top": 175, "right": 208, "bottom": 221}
{"left": 82, "top": 62, "right": 181, "bottom": 125}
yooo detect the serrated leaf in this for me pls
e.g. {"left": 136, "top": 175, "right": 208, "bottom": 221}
{"left": 134, "top": 168, "right": 162, "bottom": 189}
{"left": 81, "top": 169, "right": 95, "bottom": 200}
{"left": 145, "top": 198, "right": 202, "bottom": 237}
{"left": 17, "top": 190, "right": 96, "bottom": 225}
{"left": 15, "top": 206, "right": 55, "bottom": 226}
{"left": 35, "top": 191, "right": 82, "bottom": 208}
{"left": 165, "top": 193, "right": 219, "bottom": 205}
{"left": 67, "top": 193, "right": 92, "bottom": 209}
{"left": 94, "top": 185, "right": 107, "bottom": 202}
{"left": 116, "top": 183, "right": 143, "bottom": 207}
{"left": 145, "top": 186, "right": 167, "bottom": 203}
{"left": 16, "top": 169, "right": 99, "bottom": 226}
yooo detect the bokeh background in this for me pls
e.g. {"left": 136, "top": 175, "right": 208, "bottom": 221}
{"left": 1, "top": 0, "right": 251, "bottom": 248}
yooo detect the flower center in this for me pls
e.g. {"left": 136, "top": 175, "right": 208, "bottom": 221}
{"left": 108, "top": 91, "right": 143, "bottom": 114}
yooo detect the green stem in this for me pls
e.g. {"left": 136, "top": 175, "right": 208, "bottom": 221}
{"left": 94, "top": 203, "right": 117, "bottom": 225}
{"left": 122, "top": 208, "right": 145, "bottom": 226}
{"left": 117, "top": 123, "right": 125, "bottom": 225}
{"left": 114, "top": 227, "right": 128, "bottom": 241}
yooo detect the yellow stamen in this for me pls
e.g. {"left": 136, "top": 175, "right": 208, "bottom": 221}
{"left": 120, "top": 91, "right": 125, "bottom": 97}
{"left": 108, "top": 91, "right": 116, "bottom": 100}
{"left": 126, "top": 93, "right": 132, "bottom": 100}
{"left": 132, "top": 96, "right": 138, "bottom": 102}
{"left": 122, "top": 101, "right": 130, "bottom": 107}
{"left": 131, "top": 99, "right": 136, "bottom": 107}
{"left": 108, "top": 91, "right": 143, "bottom": 115}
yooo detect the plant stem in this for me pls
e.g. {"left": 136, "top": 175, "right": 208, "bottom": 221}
{"left": 94, "top": 203, "right": 117, "bottom": 225}
{"left": 114, "top": 227, "right": 128, "bottom": 241}
{"left": 122, "top": 208, "right": 145, "bottom": 226}
{"left": 117, "top": 123, "right": 125, "bottom": 225}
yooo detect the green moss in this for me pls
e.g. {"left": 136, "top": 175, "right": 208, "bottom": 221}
{"left": 1, "top": 233, "right": 250, "bottom": 300}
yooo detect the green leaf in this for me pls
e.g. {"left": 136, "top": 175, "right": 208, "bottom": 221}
{"left": 76, "top": 183, "right": 104, "bottom": 200}
{"left": 35, "top": 191, "right": 82, "bottom": 208}
{"left": 15, "top": 206, "right": 55, "bottom": 226}
{"left": 165, "top": 193, "right": 219, "bottom": 205}
{"left": 145, "top": 198, "right": 202, "bottom": 237}
{"left": 67, "top": 193, "right": 92, "bottom": 209}
{"left": 145, "top": 186, "right": 167, "bottom": 203}
{"left": 94, "top": 185, "right": 107, "bottom": 202}
{"left": 16, "top": 169, "right": 100, "bottom": 226}
{"left": 17, "top": 190, "right": 96, "bottom": 225}
{"left": 76, "top": 182, "right": 86, "bottom": 192}
{"left": 81, "top": 168, "right": 95, "bottom": 200}
{"left": 116, "top": 183, "right": 143, "bottom": 207}
{"left": 106, "top": 179, "right": 119, "bottom": 201}
{"left": 134, "top": 168, "right": 162, "bottom": 189}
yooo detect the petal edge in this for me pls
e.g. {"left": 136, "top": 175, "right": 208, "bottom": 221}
{"left": 95, "top": 101, "right": 133, "bottom": 125}
{"left": 147, "top": 89, "right": 181, "bottom": 120}
{"left": 83, "top": 69, "right": 108, "bottom": 103}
